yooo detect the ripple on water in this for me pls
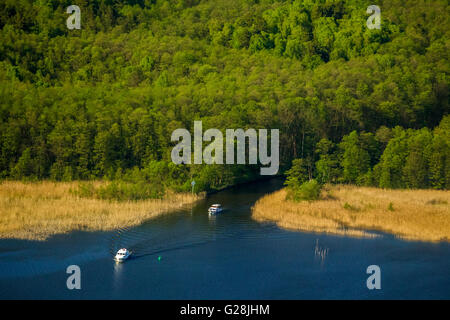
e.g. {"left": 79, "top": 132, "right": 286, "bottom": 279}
{"left": 109, "top": 207, "right": 294, "bottom": 259}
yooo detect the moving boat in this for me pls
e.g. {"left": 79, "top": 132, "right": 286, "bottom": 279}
{"left": 114, "top": 248, "right": 131, "bottom": 262}
{"left": 208, "top": 204, "right": 223, "bottom": 215}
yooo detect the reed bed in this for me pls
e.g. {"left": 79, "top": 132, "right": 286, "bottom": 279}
{"left": 0, "top": 181, "right": 203, "bottom": 240}
{"left": 252, "top": 185, "right": 450, "bottom": 242}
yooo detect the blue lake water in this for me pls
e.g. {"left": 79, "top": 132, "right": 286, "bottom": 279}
{"left": 0, "top": 178, "right": 449, "bottom": 299}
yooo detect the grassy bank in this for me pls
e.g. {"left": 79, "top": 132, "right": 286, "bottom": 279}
{"left": 0, "top": 181, "right": 204, "bottom": 240}
{"left": 252, "top": 185, "right": 450, "bottom": 242}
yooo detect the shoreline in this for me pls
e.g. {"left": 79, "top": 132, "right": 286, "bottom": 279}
{"left": 0, "top": 181, "right": 204, "bottom": 241}
{"left": 251, "top": 185, "right": 450, "bottom": 242}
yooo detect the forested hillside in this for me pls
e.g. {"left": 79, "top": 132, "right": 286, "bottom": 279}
{"left": 0, "top": 0, "right": 448, "bottom": 193}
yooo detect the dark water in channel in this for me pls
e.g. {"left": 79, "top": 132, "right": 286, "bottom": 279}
{"left": 0, "top": 178, "right": 449, "bottom": 299}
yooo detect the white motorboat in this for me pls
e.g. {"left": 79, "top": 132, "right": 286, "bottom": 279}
{"left": 114, "top": 248, "right": 131, "bottom": 262}
{"left": 208, "top": 204, "right": 223, "bottom": 215}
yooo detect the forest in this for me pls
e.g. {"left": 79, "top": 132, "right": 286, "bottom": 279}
{"left": 0, "top": 0, "right": 448, "bottom": 196}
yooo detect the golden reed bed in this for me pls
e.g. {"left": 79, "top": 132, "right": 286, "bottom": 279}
{"left": 0, "top": 181, "right": 203, "bottom": 240}
{"left": 252, "top": 185, "right": 450, "bottom": 242}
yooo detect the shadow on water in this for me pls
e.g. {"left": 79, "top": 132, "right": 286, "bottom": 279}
{"left": 108, "top": 210, "right": 284, "bottom": 260}
{"left": 109, "top": 223, "right": 217, "bottom": 259}
{"left": 2, "top": 177, "right": 450, "bottom": 299}
{"left": 108, "top": 178, "right": 286, "bottom": 260}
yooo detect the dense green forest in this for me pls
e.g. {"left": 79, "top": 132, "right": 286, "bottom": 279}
{"left": 0, "top": 0, "right": 448, "bottom": 195}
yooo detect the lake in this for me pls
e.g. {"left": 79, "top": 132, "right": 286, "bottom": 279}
{"left": 0, "top": 178, "right": 449, "bottom": 299}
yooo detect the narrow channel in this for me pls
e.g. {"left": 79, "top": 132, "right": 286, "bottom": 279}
{"left": 0, "top": 178, "right": 449, "bottom": 299}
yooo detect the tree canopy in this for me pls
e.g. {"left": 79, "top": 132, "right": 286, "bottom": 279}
{"left": 0, "top": 0, "right": 448, "bottom": 193}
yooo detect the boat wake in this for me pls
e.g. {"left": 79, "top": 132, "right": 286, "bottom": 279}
{"left": 109, "top": 225, "right": 216, "bottom": 259}
{"left": 108, "top": 209, "right": 285, "bottom": 260}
